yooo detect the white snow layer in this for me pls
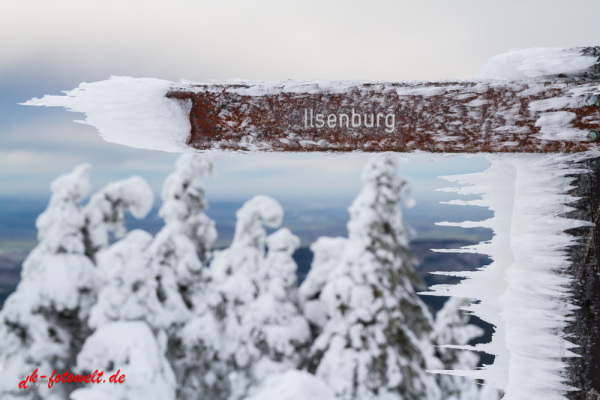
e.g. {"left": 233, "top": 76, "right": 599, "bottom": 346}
{"left": 246, "top": 370, "right": 336, "bottom": 400}
{"left": 23, "top": 76, "right": 191, "bottom": 152}
{"left": 474, "top": 47, "right": 597, "bottom": 81}
{"left": 70, "top": 321, "right": 176, "bottom": 400}
{"left": 423, "top": 152, "right": 598, "bottom": 400}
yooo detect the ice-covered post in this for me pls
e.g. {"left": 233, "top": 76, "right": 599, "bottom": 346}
{"left": 164, "top": 79, "right": 600, "bottom": 153}
{"left": 24, "top": 46, "right": 600, "bottom": 398}
{"left": 566, "top": 156, "right": 600, "bottom": 398}
{"left": 24, "top": 51, "right": 600, "bottom": 154}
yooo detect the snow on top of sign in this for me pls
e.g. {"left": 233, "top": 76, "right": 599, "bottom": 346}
{"left": 23, "top": 76, "right": 192, "bottom": 153}
{"left": 535, "top": 111, "right": 582, "bottom": 141}
{"left": 179, "top": 78, "right": 399, "bottom": 95}
{"left": 176, "top": 78, "right": 465, "bottom": 97}
{"left": 475, "top": 47, "right": 598, "bottom": 81}
{"left": 423, "top": 152, "right": 598, "bottom": 399}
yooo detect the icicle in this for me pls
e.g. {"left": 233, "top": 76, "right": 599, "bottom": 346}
{"left": 422, "top": 152, "right": 597, "bottom": 399}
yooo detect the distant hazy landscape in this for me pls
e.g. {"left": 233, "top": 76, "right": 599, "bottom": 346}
{"left": 0, "top": 194, "right": 496, "bottom": 369}
{"left": 0, "top": 195, "right": 493, "bottom": 309}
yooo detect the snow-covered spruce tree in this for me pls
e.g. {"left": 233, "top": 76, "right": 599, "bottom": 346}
{"left": 433, "top": 297, "right": 487, "bottom": 400}
{"left": 300, "top": 155, "right": 442, "bottom": 400}
{"left": 78, "top": 174, "right": 156, "bottom": 334}
{"left": 78, "top": 154, "right": 215, "bottom": 399}
{"left": 157, "top": 153, "right": 216, "bottom": 272}
{"left": 153, "top": 154, "right": 217, "bottom": 388}
{"left": 89, "top": 154, "right": 215, "bottom": 334}
{"left": 87, "top": 230, "right": 164, "bottom": 331}
{"left": 248, "top": 227, "right": 311, "bottom": 385}
{"left": 0, "top": 165, "right": 153, "bottom": 400}
{"left": 180, "top": 195, "right": 311, "bottom": 400}
{"left": 0, "top": 165, "right": 95, "bottom": 400}
{"left": 153, "top": 154, "right": 216, "bottom": 327}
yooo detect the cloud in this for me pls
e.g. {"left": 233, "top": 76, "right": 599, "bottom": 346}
{"left": 3, "top": 0, "right": 600, "bottom": 86}
{"left": 1, "top": 113, "right": 101, "bottom": 148}
{"left": 215, "top": 153, "right": 369, "bottom": 176}
{"left": 7, "top": 0, "right": 586, "bottom": 83}
{"left": 0, "top": 147, "right": 177, "bottom": 196}
{"left": 0, "top": 150, "right": 79, "bottom": 176}
{"left": 0, "top": 113, "right": 177, "bottom": 167}
{"left": 0, "top": 112, "right": 180, "bottom": 195}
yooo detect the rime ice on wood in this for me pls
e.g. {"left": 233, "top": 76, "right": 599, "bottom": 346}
{"left": 24, "top": 77, "right": 192, "bottom": 152}
{"left": 423, "top": 153, "right": 596, "bottom": 400}
{"left": 23, "top": 48, "right": 600, "bottom": 153}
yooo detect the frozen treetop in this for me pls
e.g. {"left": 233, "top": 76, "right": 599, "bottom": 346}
{"left": 24, "top": 47, "right": 600, "bottom": 153}
{"left": 36, "top": 163, "right": 92, "bottom": 254}
{"left": 232, "top": 195, "right": 283, "bottom": 249}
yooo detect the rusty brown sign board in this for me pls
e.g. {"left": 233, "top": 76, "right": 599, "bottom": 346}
{"left": 167, "top": 80, "right": 600, "bottom": 153}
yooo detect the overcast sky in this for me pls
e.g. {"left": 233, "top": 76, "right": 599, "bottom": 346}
{"left": 2, "top": 0, "right": 599, "bottom": 203}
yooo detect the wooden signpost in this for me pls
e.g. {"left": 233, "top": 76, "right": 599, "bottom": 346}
{"left": 25, "top": 46, "right": 600, "bottom": 399}
{"left": 166, "top": 80, "right": 600, "bottom": 153}
{"left": 567, "top": 158, "right": 600, "bottom": 399}
{"left": 165, "top": 48, "right": 600, "bottom": 399}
